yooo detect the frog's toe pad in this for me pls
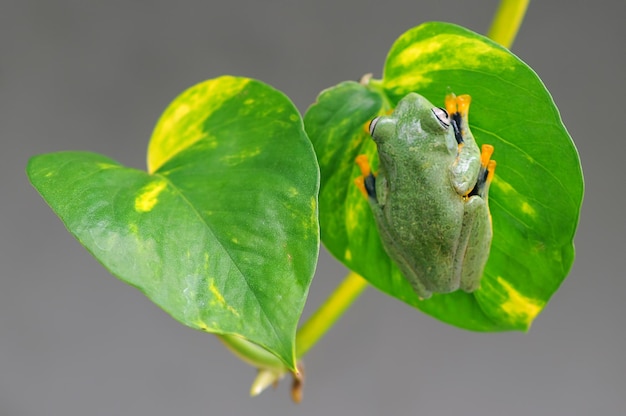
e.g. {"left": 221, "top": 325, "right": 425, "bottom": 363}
{"left": 480, "top": 144, "right": 496, "bottom": 183}
{"left": 354, "top": 176, "right": 368, "bottom": 198}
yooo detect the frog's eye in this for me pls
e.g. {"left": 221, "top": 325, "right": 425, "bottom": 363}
{"left": 368, "top": 116, "right": 381, "bottom": 136}
{"left": 432, "top": 107, "right": 450, "bottom": 128}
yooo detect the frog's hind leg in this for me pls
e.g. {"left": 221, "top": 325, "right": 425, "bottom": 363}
{"left": 458, "top": 146, "right": 496, "bottom": 293}
{"left": 355, "top": 155, "right": 377, "bottom": 201}
{"left": 446, "top": 93, "right": 482, "bottom": 195}
{"left": 456, "top": 196, "right": 492, "bottom": 293}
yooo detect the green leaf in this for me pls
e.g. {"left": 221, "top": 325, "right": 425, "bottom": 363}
{"left": 305, "top": 23, "right": 583, "bottom": 331}
{"left": 27, "top": 76, "right": 320, "bottom": 369}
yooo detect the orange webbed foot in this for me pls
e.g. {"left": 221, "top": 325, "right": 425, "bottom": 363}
{"left": 355, "top": 154, "right": 373, "bottom": 198}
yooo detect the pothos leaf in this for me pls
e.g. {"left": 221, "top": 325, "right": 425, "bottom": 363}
{"left": 27, "top": 76, "right": 320, "bottom": 369}
{"left": 305, "top": 22, "right": 583, "bottom": 331}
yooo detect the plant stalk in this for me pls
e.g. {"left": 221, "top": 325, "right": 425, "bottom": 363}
{"left": 218, "top": 271, "right": 368, "bottom": 381}
{"left": 295, "top": 271, "right": 368, "bottom": 358}
{"left": 487, "top": 0, "right": 530, "bottom": 48}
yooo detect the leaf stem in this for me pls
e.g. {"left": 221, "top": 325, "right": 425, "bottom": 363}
{"left": 364, "top": 77, "right": 394, "bottom": 111}
{"left": 219, "top": 271, "right": 368, "bottom": 380}
{"left": 233, "top": 271, "right": 368, "bottom": 397}
{"left": 295, "top": 271, "right": 368, "bottom": 358}
{"left": 487, "top": 0, "right": 530, "bottom": 48}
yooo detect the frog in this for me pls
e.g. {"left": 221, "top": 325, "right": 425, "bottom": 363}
{"left": 355, "top": 92, "right": 496, "bottom": 299}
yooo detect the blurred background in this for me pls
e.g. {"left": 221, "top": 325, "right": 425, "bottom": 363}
{"left": 1, "top": 1, "right": 624, "bottom": 415}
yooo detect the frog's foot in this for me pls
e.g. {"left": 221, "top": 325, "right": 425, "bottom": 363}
{"left": 480, "top": 144, "right": 497, "bottom": 189}
{"left": 445, "top": 93, "right": 472, "bottom": 145}
{"left": 469, "top": 144, "right": 497, "bottom": 198}
{"left": 355, "top": 154, "right": 377, "bottom": 200}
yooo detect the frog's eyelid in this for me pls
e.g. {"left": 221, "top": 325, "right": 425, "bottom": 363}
{"left": 369, "top": 116, "right": 381, "bottom": 136}
{"left": 432, "top": 107, "right": 450, "bottom": 129}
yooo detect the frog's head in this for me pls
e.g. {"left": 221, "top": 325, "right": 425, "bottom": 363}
{"left": 368, "top": 92, "right": 453, "bottom": 153}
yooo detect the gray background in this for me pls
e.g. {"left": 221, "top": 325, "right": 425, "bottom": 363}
{"left": 1, "top": 0, "right": 624, "bottom": 415}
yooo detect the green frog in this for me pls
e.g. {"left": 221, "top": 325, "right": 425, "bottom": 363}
{"left": 355, "top": 93, "right": 496, "bottom": 299}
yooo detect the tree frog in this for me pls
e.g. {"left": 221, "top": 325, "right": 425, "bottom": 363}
{"left": 355, "top": 93, "right": 496, "bottom": 299}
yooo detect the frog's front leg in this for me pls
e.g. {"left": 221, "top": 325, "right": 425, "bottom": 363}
{"left": 446, "top": 94, "right": 482, "bottom": 196}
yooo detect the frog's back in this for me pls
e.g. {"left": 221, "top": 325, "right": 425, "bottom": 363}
{"left": 381, "top": 145, "right": 466, "bottom": 293}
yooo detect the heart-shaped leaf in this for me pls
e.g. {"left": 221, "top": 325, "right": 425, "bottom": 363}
{"left": 305, "top": 23, "right": 583, "bottom": 331}
{"left": 27, "top": 76, "right": 320, "bottom": 369}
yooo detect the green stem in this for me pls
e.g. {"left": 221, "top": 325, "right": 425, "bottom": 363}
{"left": 295, "top": 271, "right": 368, "bottom": 358}
{"left": 487, "top": 0, "right": 530, "bottom": 48}
{"left": 223, "top": 271, "right": 368, "bottom": 397}
{"left": 218, "top": 271, "right": 368, "bottom": 376}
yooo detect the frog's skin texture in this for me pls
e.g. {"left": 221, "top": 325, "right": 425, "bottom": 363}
{"left": 355, "top": 93, "right": 496, "bottom": 299}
